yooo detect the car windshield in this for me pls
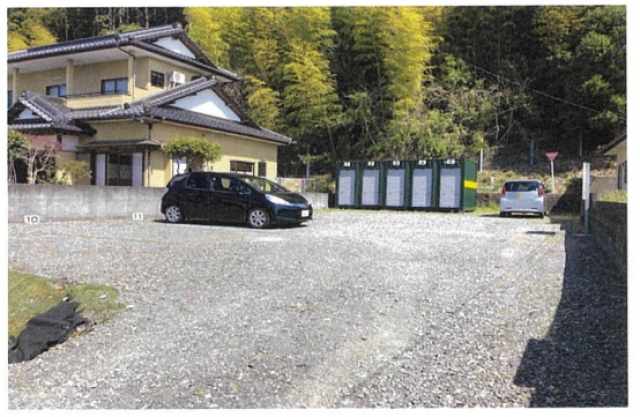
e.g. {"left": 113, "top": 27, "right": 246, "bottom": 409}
{"left": 240, "top": 177, "right": 290, "bottom": 194}
{"left": 505, "top": 181, "right": 540, "bottom": 192}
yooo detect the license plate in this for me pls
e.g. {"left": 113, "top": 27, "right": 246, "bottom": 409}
{"left": 300, "top": 210, "right": 310, "bottom": 218}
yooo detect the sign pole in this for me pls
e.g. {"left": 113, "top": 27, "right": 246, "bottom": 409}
{"left": 545, "top": 151, "right": 559, "bottom": 193}
{"left": 551, "top": 159, "right": 555, "bottom": 193}
{"left": 583, "top": 162, "right": 591, "bottom": 235}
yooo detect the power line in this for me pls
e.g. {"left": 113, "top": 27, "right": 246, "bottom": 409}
{"left": 458, "top": 58, "right": 626, "bottom": 120}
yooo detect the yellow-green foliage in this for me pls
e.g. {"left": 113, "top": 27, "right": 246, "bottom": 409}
{"left": 162, "top": 135, "right": 222, "bottom": 170}
{"left": 601, "top": 189, "right": 627, "bottom": 202}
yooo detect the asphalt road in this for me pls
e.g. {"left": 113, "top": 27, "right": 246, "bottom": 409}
{"left": 7, "top": 209, "right": 627, "bottom": 408}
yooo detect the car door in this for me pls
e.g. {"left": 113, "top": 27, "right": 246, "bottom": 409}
{"left": 212, "top": 177, "right": 252, "bottom": 222}
{"left": 181, "top": 173, "right": 214, "bottom": 220}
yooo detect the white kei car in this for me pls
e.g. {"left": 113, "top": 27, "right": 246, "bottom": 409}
{"left": 499, "top": 179, "right": 546, "bottom": 218}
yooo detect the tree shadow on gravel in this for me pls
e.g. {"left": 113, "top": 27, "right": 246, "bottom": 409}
{"left": 513, "top": 231, "right": 627, "bottom": 407}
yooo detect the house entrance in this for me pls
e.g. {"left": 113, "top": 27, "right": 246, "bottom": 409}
{"left": 92, "top": 152, "right": 143, "bottom": 186}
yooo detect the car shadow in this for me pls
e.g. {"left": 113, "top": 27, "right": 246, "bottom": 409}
{"left": 512, "top": 230, "right": 627, "bottom": 406}
{"left": 153, "top": 218, "right": 309, "bottom": 230}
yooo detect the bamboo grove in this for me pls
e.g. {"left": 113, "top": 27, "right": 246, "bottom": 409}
{"left": 8, "top": 6, "right": 626, "bottom": 175}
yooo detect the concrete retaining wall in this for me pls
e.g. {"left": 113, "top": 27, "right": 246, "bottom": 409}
{"left": 8, "top": 185, "right": 329, "bottom": 223}
{"left": 589, "top": 199, "right": 627, "bottom": 276}
{"left": 8, "top": 185, "right": 166, "bottom": 222}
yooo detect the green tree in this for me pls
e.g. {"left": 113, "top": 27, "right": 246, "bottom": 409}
{"left": 42, "top": 160, "right": 92, "bottom": 185}
{"left": 162, "top": 136, "right": 221, "bottom": 171}
{"left": 8, "top": 130, "right": 28, "bottom": 183}
{"left": 533, "top": 5, "right": 626, "bottom": 151}
{"left": 9, "top": 132, "right": 61, "bottom": 185}
{"left": 8, "top": 8, "right": 57, "bottom": 52}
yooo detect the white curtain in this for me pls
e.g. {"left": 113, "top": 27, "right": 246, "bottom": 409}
{"left": 96, "top": 154, "right": 106, "bottom": 186}
{"left": 172, "top": 157, "right": 187, "bottom": 175}
{"left": 132, "top": 153, "right": 143, "bottom": 187}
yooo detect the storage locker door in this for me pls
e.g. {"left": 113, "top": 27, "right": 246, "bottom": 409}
{"left": 338, "top": 170, "right": 356, "bottom": 206}
{"left": 386, "top": 169, "right": 405, "bottom": 207}
{"left": 361, "top": 169, "right": 380, "bottom": 206}
{"left": 440, "top": 168, "right": 461, "bottom": 208}
{"left": 412, "top": 168, "right": 432, "bottom": 208}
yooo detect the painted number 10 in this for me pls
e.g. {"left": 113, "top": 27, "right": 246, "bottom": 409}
{"left": 24, "top": 215, "right": 40, "bottom": 224}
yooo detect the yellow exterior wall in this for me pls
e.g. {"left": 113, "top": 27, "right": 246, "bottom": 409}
{"left": 154, "top": 123, "right": 280, "bottom": 185}
{"left": 75, "top": 153, "right": 92, "bottom": 186}
{"left": 88, "top": 120, "right": 148, "bottom": 142}
{"left": 63, "top": 119, "right": 281, "bottom": 187}
{"left": 54, "top": 151, "right": 77, "bottom": 184}
{"left": 10, "top": 67, "right": 67, "bottom": 97}
{"left": 143, "top": 57, "right": 205, "bottom": 92}
{"left": 73, "top": 60, "right": 128, "bottom": 96}
{"left": 9, "top": 56, "right": 209, "bottom": 107}
{"left": 149, "top": 150, "right": 168, "bottom": 187}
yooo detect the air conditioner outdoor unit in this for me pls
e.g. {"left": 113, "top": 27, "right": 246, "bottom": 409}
{"left": 170, "top": 71, "right": 186, "bottom": 85}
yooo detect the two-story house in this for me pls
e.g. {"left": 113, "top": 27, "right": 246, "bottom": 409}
{"left": 8, "top": 23, "right": 291, "bottom": 187}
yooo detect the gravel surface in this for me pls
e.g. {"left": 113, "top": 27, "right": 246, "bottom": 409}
{"left": 7, "top": 210, "right": 627, "bottom": 409}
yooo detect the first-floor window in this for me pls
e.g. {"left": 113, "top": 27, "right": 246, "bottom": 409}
{"left": 8, "top": 90, "right": 13, "bottom": 107}
{"left": 258, "top": 162, "right": 267, "bottom": 177}
{"left": 230, "top": 160, "right": 254, "bottom": 175}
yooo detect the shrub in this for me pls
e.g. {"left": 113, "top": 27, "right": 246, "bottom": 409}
{"left": 163, "top": 136, "right": 221, "bottom": 171}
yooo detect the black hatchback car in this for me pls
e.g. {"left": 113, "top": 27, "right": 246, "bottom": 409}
{"left": 161, "top": 172, "right": 313, "bottom": 228}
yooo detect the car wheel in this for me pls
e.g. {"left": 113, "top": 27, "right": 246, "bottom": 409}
{"left": 500, "top": 212, "right": 506, "bottom": 218}
{"left": 165, "top": 205, "right": 183, "bottom": 224}
{"left": 248, "top": 208, "right": 270, "bottom": 229}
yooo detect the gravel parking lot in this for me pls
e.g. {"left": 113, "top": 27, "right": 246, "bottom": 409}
{"left": 7, "top": 209, "right": 627, "bottom": 408}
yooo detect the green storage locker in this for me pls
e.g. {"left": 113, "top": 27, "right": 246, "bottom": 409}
{"left": 360, "top": 161, "right": 382, "bottom": 208}
{"left": 462, "top": 159, "right": 478, "bottom": 211}
{"left": 410, "top": 159, "right": 437, "bottom": 209}
{"left": 336, "top": 158, "right": 477, "bottom": 212}
{"left": 438, "top": 158, "right": 462, "bottom": 209}
{"left": 436, "top": 158, "right": 477, "bottom": 211}
{"left": 383, "top": 160, "right": 411, "bottom": 209}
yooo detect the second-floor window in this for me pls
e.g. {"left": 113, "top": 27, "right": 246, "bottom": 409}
{"left": 151, "top": 71, "right": 165, "bottom": 88}
{"left": 46, "top": 84, "right": 67, "bottom": 97}
{"left": 101, "top": 78, "right": 128, "bottom": 95}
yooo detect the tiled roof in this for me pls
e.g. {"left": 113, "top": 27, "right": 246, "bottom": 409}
{"left": 124, "top": 76, "right": 259, "bottom": 128}
{"left": 8, "top": 91, "right": 94, "bottom": 135}
{"left": 146, "top": 107, "right": 291, "bottom": 144}
{"left": 9, "top": 79, "right": 292, "bottom": 145}
{"left": 8, "top": 23, "right": 240, "bottom": 82}
{"left": 125, "top": 76, "right": 219, "bottom": 110}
